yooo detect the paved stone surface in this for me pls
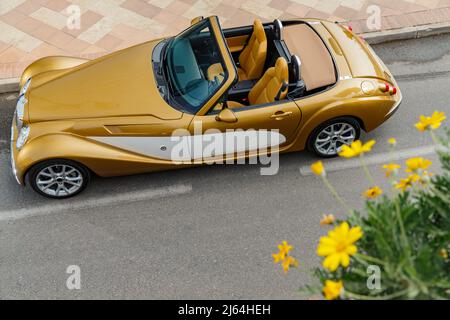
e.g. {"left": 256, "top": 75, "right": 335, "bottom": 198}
{"left": 0, "top": 34, "right": 448, "bottom": 299}
{"left": 1, "top": 0, "right": 450, "bottom": 81}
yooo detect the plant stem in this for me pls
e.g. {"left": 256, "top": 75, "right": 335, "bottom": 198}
{"left": 354, "top": 253, "right": 386, "bottom": 266}
{"left": 360, "top": 154, "right": 376, "bottom": 186}
{"left": 344, "top": 289, "right": 410, "bottom": 300}
{"left": 394, "top": 197, "right": 412, "bottom": 258}
{"left": 321, "top": 175, "right": 353, "bottom": 214}
{"left": 430, "top": 130, "right": 440, "bottom": 146}
{"left": 429, "top": 185, "right": 450, "bottom": 205}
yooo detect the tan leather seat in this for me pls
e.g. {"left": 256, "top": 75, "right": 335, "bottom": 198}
{"left": 237, "top": 19, "right": 267, "bottom": 81}
{"left": 207, "top": 62, "right": 225, "bottom": 82}
{"left": 227, "top": 57, "right": 289, "bottom": 109}
{"left": 207, "top": 19, "right": 267, "bottom": 82}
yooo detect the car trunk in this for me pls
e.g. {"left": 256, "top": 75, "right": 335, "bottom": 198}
{"left": 322, "top": 21, "right": 395, "bottom": 84}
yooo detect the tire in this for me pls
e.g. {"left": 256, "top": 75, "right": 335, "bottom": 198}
{"left": 26, "top": 159, "right": 90, "bottom": 199}
{"left": 308, "top": 117, "right": 361, "bottom": 158}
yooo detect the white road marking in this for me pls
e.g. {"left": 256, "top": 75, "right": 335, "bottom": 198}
{"left": 300, "top": 145, "right": 436, "bottom": 176}
{"left": 0, "top": 183, "right": 192, "bottom": 221}
{"left": 6, "top": 94, "right": 18, "bottom": 101}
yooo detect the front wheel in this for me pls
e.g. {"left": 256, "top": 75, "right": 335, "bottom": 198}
{"left": 27, "top": 159, "right": 90, "bottom": 199}
{"left": 308, "top": 117, "right": 361, "bottom": 158}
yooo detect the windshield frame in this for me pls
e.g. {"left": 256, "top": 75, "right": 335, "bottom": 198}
{"left": 163, "top": 16, "right": 237, "bottom": 116}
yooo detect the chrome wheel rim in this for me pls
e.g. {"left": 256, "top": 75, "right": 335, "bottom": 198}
{"left": 36, "top": 165, "right": 83, "bottom": 197}
{"left": 314, "top": 123, "right": 356, "bottom": 156}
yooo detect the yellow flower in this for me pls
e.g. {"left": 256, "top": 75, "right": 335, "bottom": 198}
{"left": 388, "top": 138, "right": 397, "bottom": 146}
{"left": 364, "top": 186, "right": 383, "bottom": 199}
{"left": 439, "top": 249, "right": 448, "bottom": 260}
{"left": 272, "top": 241, "right": 293, "bottom": 263}
{"left": 272, "top": 252, "right": 284, "bottom": 264}
{"left": 311, "top": 161, "right": 325, "bottom": 176}
{"left": 320, "top": 214, "right": 336, "bottom": 225}
{"left": 406, "top": 157, "right": 432, "bottom": 173}
{"left": 383, "top": 163, "right": 401, "bottom": 177}
{"left": 317, "top": 222, "right": 363, "bottom": 271}
{"left": 272, "top": 241, "right": 298, "bottom": 273}
{"left": 323, "top": 280, "right": 343, "bottom": 300}
{"left": 281, "top": 256, "right": 299, "bottom": 273}
{"left": 395, "top": 174, "right": 420, "bottom": 191}
{"left": 415, "top": 111, "right": 446, "bottom": 131}
{"left": 338, "top": 140, "right": 376, "bottom": 158}
{"left": 278, "top": 241, "right": 292, "bottom": 256}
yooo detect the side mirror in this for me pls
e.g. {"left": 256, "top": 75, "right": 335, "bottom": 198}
{"left": 215, "top": 108, "right": 237, "bottom": 123}
{"left": 191, "top": 16, "right": 204, "bottom": 25}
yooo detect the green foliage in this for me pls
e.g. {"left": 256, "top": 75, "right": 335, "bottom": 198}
{"left": 306, "top": 130, "right": 450, "bottom": 300}
{"left": 437, "top": 128, "right": 450, "bottom": 172}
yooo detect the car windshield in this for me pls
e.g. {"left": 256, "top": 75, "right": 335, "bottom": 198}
{"left": 164, "top": 19, "right": 227, "bottom": 114}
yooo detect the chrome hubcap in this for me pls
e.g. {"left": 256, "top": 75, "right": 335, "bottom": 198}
{"left": 315, "top": 123, "right": 356, "bottom": 156}
{"left": 36, "top": 165, "right": 83, "bottom": 197}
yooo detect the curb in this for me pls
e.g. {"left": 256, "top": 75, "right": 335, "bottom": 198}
{"left": 1, "top": 21, "right": 450, "bottom": 94}
{"left": 0, "top": 78, "right": 20, "bottom": 94}
{"left": 362, "top": 21, "right": 450, "bottom": 45}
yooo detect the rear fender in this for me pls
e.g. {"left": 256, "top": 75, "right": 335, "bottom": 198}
{"left": 291, "top": 97, "right": 394, "bottom": 151}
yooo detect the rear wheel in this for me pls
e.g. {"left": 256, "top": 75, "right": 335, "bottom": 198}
{"left": 308, "top": 117, "right": 361, "bottom": 158}
{"left": 27, "top": 159, "right": 90, "bottom": 199}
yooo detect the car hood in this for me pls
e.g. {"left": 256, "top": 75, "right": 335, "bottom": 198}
{"left": 323, "top": 22, "right": 393, "bottom": 82}
{"left": 27, "top": 40, "right": 182, "bottom": 122}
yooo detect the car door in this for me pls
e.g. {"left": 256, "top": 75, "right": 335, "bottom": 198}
{"left": 184, "top": 16, "right": 301, "bottom": 162}
{"left": 187, "top": 100, "right": 302, "bottom": 161}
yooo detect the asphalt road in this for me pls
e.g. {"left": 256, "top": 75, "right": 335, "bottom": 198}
{"left": 0, "top": 34, "right": 449, "bottom": 299}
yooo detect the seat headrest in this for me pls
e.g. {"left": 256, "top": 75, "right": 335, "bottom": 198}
{"left": 253, "top": 19, "right": 266, "bottom": 42}
{"left": 273, "top": 19, "right": 283, "bottom": 40}
{"left": 275, "top": 57, "right": 288, "bottom": 82}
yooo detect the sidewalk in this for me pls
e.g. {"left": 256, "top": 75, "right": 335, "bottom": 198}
{"left": 1, "top": 0, "right": 450, "bottom": 82}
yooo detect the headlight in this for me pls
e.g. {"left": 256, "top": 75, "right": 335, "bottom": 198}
{"left": 15, "top": 95, "right": 27, "bottom": 129}
{"left": 16, "top": 126, "right": 30, "bottom": 150}
{"left": 20, "top": 78, "right": 31, "bottom": 96}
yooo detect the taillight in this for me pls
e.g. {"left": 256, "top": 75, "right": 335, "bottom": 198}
{"left": 380, "top": 83, "right": 397, "bottom": 95}
{"left": 380, "top": 83, "right": 390, "bottom": 93}
{"left": 390, "top": 87, "right": 397, "bottom": 95}
{"left": 347, "top": 25, "right": 353, "bottom": 32}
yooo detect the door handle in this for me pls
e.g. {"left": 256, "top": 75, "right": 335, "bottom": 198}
{"left": 270, "top": 111, "right": 293, "bottom": 119}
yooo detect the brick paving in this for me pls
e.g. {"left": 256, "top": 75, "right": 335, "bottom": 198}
{"left": 1, "top": 0, "right": 450, "bottom": 80}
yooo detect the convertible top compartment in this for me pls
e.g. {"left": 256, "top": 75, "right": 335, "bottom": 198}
{"left": 322, "top": 21, "right": 393, "bottom": 83}
{"left": 283, "top": 24, "right": 336, "bottom": 91}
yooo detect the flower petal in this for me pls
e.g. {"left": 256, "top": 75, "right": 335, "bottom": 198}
{"left": 348, "top": 226, "right": 363, "bottom": 243}
{"left": 340, "top": 253, "right": 350, "bottom": 267}
{"left": 345, "top": 245, "right": 358, "bottom": 255}
{"left": 323, "top": 254, "right": 340, "bottom": 271}
{"left": 362, "top": 140, "right": 376, "bottom": 152}
{"left": 317, "top": 244, "right": 336, "bottom": 256}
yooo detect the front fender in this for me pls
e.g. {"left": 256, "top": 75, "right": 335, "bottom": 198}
{"left": 20, "top": 56, "right": 89, "bottom": 88}
{"left": 16, "top": 133, "right": 176, "bottom": 181}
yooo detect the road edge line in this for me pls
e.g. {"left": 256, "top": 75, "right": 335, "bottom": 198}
{"left": 0, "top": 183, "right": 193, "bottom": 221}
{"left": 300, "top": 145, "right": 436, "bottom": 176}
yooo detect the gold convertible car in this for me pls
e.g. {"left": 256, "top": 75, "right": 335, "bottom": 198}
{"left": 11, "top": 16, "right": 402, "bottom": 198}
